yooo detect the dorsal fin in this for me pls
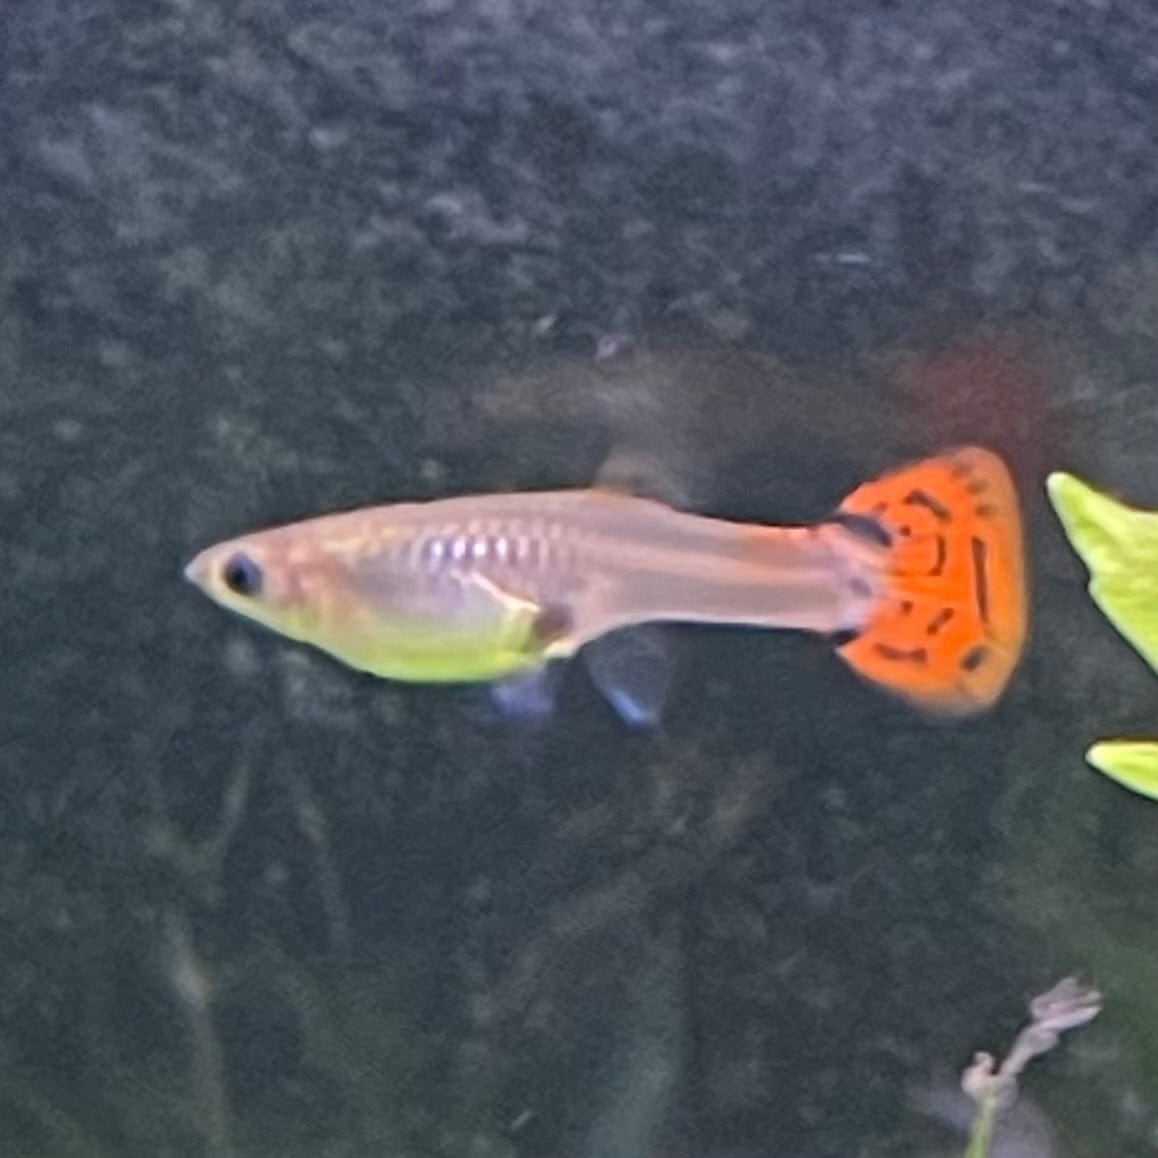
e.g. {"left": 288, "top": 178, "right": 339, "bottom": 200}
{"left": 593, "top": 447, "right": 697, "bottom": 509}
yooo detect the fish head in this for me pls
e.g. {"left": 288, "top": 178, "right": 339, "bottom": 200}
{"left": 183, "top": 514, "right": 550, "bottom": 683}
{"left": 183, "top": 526, "right": 333, "bottom": 646}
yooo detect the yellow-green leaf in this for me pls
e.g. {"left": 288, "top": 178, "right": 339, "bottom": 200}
{"left": 1046, "top": 471, "right": 1158, "bottom": 677}
{"left": 1086, "top": 740, "right": 1158, "bottom": 802}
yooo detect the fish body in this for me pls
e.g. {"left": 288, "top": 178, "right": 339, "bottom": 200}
{"left": 186, "top": 490, "right": 880, "bottom": 684}
{"left": 186, "top": 447, "right": 1027, "bottom": 720}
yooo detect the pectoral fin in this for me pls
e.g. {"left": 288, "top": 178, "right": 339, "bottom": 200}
{"left": 490, "top": 663, "right": 565, "bottom": 723}
{"left": 582, "top": 626, "right": 673, "bottom": 729}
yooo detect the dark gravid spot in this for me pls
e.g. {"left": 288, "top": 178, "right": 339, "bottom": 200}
{"left": 960, "top": 644, "right": 989, "bottom": 672}
{"left": 975, "top": 503, "right": 997, "bottom": 519}
{"left": 967, "top": 479, "right": 988, "bottom": 496}
{"left": 900, "top": 600, "right": 914, "bottom": 615}
{"left": 529, "top": 603, "right": 573, "bottom": 647}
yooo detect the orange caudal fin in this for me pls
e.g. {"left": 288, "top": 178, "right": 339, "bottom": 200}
{"left": 833, "top": 446, "right": 1027, "bottom": 715}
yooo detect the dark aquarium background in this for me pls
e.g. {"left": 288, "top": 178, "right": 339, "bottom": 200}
{"left": 3, "top": 0, "right": 1158, "bottom": 1155}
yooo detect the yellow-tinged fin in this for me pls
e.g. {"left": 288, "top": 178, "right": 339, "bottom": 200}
{"left": 1046, "top": 470, "right": 1158, "bottom": 677}
{"left": 1086, "top": 740, "right": 1158, "bottom": 802}
{"left": 834, "top": 446, "right": 1027, "bottom": 715}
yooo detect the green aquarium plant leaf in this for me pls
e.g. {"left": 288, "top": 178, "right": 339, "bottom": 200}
{"left": 1046, "top": 471, "right": 1158, "bottom": 800}
{"left": 1046, "top": 471, "right": 1158, "bottom": 675}
{"left": 1086, "top": 739, "right": 1158, "bottom": 802}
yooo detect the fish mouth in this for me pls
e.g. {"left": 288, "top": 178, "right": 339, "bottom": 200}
{"left": 183, "top": 551, "right": 210, "bottom": 586}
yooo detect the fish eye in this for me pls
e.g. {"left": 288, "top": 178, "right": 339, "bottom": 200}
{"left": 221, "top": 552, "right": 263, "bottom": 598}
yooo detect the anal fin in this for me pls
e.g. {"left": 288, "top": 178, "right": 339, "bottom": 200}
{"left": 490, "top": 663, "right": 565, "bottom": 725}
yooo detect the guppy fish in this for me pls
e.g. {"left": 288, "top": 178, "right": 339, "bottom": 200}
{"left": 185, "top": 446, "right": 1026, "bottom": 724}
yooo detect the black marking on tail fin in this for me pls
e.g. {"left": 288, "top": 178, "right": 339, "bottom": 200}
{"left": 931, "top": 535, "right": 947, "bottom": 576}
{"left": 960, "top": 644, "right": 989, "bottom": 672}
{"left": 904, "top": 488, "right": 952, "bottom": 522}
{"left": 926, "top": 608, "right": 954, "bottom": 635}
{"left": 873, "top": 643, "right": 930, "bottom": 664}
{"left": 827, "top": 511, "right": 893, "bottom": 548}
{"left": 970, "top": 536, "right": 990, "bottom": 626}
